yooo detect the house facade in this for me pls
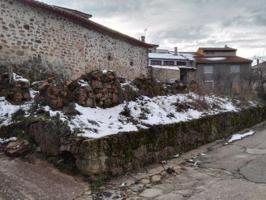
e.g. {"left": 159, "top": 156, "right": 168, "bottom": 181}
{"left": 148, "top": 48, "right": 195, "bottom": 83}
{"left": 0, "top": 0, "right": 156, "bottom": 81}
{"left": 195, "top": 47, "right": 252, "bottom": 94}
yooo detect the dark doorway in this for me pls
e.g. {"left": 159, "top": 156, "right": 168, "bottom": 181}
{"left": 180, "top": 69, "right": 188, "bottom": 84}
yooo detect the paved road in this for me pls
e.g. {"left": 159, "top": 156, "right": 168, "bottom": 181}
{"left": 94, "top": 121, "right": 266, "bottom": 200}
{"left": 2, "top": 121, "right": 266, "bottom": 200}
{"left": 0, "top": 155, "right": 89, "bottom": 200}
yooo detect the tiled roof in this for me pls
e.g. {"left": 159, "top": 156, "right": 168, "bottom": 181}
{"left": 53, "top": 6, "right": 92, "bottom": 19}
{"left": 195, "top": 56, "right": 252, "bottom": 64}
{"left": 18, "top": 0, "right": 157, "bottom": 48}
{"left": 198, "top": 47, "right": 237, "bottom": 52}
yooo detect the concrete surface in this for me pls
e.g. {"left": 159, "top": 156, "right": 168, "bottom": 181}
{"left": 92, "top": 121, "right": 266, "bottom": 200}
{"left": 0, "top": 155, "right": 89, "bottom": 200}
{"left": 2, "top": 121, "right": 266, "bottom": 199}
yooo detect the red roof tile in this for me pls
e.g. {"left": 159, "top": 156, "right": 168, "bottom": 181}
{"left": 198, "top": 47, "right": 237, "bottom": 52}
{"left": 18, "top": 0, "right": 157, "bottom": 48}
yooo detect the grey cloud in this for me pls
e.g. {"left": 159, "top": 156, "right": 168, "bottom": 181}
{"left": 41, "top": 0, "right": 266, "bottom": 59}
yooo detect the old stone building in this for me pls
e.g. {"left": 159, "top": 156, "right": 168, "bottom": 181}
{"left": 0, "top": 0, "right": 157, "bottom": 81}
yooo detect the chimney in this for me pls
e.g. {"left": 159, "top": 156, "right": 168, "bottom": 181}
{"left": 257, "top": 59, "right": 260, "bottom": 66}
{"left": 174, "top": 47, "right": 178, "bottom": 55}
{"left": 141, "top": 36, "right": 145, "bottom": 42}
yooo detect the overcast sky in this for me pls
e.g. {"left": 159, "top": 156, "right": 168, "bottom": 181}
{"left": 41, "top": 0, "right": 266, "bottom": 60}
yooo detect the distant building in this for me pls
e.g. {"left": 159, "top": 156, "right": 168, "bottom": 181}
{"left": 194, "top": 46, "right": 252, "bottom": 94}
{"left": 148, "top": 48, "right": 195, "bottom": 83}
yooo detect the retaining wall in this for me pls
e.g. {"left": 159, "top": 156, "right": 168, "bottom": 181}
{"left": 67, "top": 106, "right": 266, "bottom": 176}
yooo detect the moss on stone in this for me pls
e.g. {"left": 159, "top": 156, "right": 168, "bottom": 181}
{"left": 76, "top": 106, "right": 266, "bottom": 176}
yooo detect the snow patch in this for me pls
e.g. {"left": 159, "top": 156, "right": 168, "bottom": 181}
{"left": 13, "top": 73, "right": 29, "bottom": 83}
{"left": 102, "top": 69, "right": 113, "bottom": 74}
{"left": 227, "top": 130, "right": 255, "bottom": 144}
{"left": 0, "top": 91, "right": 258, "bottom": 140}
{"left": 0, "top": 137, "right": 17, "bottom": 144}
{"left": 0, "top": 96, "right": 32, "bottom": 126}
{"left": 150, "top": 65, "right": 180, "bottom": 71}
{"left": 204, "top": 57, "right": 226, "bottom": 61}
{"left": 42, "top": 93, "right": 245, "bottom": 139}
{"left": 78, "top": 80, "right": 89, "bottom": 87}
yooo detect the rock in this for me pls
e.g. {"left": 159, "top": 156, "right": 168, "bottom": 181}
{"left": 132, "top": 78, "right": 166, "bottom": 97}
{"left": 31, "top": 80, "right": 45, "bottom": 91}
{"left": 95, "top": 190, "right": 123, "bottom": 200}
{"left": 141, "top": 178, "right": 151, "bottom": 184}
{"left": 166, "top": 167, "right": 176, "bottom": 175}
{"left": 91, "top": 80, "right": 103, "bottom": 89}
{"left": 155, "top": 193, "right": 183, "bottom": 200}
{"left": 130, "top": 184, "right": 145, "bottom": 193}
{"left": 5, "top": 140, "right": 30, "bottom": 157}
{"left": 67, "top": 70, "right": 124, "bottom": 108}
{"left": 177, "top": 189, "right": 193, "bottom": 197}
{"left": 68, "top": 80, "right": 95, "bottom": 107}
{"left": 151, "top": 175, "right": 162, "bottom": 184}
{"left": 28, "top": 119, "right": 71, "bottom": 156}
{"left": 63, "top": 103, "right": 80, "bottom": 115}
{"left": 38, "top": 81, "right": 68, "bottom": 109}
{"left": 140, "top": 188, "right": 163, "bottom": 198}
{"left": 121, "top": 83, "right": 140, "bottom": 101}
{"left": 0, "top": 72, "right": 31, "bottom": 104}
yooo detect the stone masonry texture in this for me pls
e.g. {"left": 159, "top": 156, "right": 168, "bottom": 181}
{"left": 0, "top": 0, "right": 149, "bottom": 81}
{"left": 61, "top": 106, "right": 266, "bottom": 176}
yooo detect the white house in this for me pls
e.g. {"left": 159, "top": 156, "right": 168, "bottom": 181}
{"left": 148, "top": 48, "right": 195, "bottom": 83}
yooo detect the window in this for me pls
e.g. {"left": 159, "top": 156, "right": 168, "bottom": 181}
{"left": 176, "top": 61, "right": 186, "bottom": 66}
{"left": 150, "top": 60, "right": 162, "bottom": 65}
{"left": 230, "top": 65, "right": 240, "bottom": 73}
{"left": 204, "top": 66, "right": 213, "bottom": 74}
{"left": 163, "top": 60, "right": 175, "bottom": 66}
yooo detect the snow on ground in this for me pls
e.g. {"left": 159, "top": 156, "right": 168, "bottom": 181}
{"left": 0, "top": 97, "right": 32, "bottom": 126}
{"left": 0, "top": 90, "right": 37, "bottom": 127}
{"left": 13, "top": 73, "right": 29, "bottom": 83}
{"left": 227, "top": 130, "right": 255, "bottom": 144}
{"left": 0, "top": 92, "right": 258, "bottom": 139}
{"left": 42, "top": 93, "right": 245, "bottom": 139}
{"left": 78, "top": 80, "right": 89, "bottom": 87}
{"left": 0, "top": 137, "right": 17, "bottom": 144}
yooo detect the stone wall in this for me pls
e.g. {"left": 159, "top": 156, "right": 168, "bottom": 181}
{"left": 150, "top": 67, "right": 180, "bottom": 83}
{"left": 0, "top": 0, "right": 148, "bottom": 81}
{"left": 65, "top": 106, "right": 266, "bottom": 176}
